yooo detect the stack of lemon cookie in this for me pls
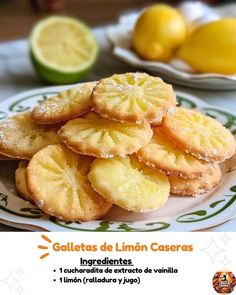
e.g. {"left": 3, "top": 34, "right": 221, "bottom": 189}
{"left": 0, "top": 72, "right": 235, "bottom": 222}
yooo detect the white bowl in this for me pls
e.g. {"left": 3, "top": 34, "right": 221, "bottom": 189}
{"left": 107, "top": 4, "right": 236, "bottom": 90}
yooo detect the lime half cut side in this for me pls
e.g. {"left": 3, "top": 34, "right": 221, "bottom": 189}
{"left": 30, "top": 16, "right": 98, "bottom": 84}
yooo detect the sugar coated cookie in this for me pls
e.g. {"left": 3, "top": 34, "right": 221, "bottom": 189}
{"left": 15, "top": 161, "right": 34, "bottom": 203}
{"left": 88, "top": 156, "right": 170, "bottom": 213}
{"left": 92, "top": 72, "right": 176, "bottom": 124}
{"left": 137, "top": 128, "right": 211, "bottom": 178}
{"left": 0, "top": 113, "right": 60, "bottom": 159}
{"left": 59, "top": 112, "right": 153, "bottom": 158}
{"left": 32, "top": 82, "right": 97, "bottom": 124}
{"left": 169, "top": 165, "right": 222, "bottom": 196}
{"left": 163, "top": 107, "right": 236, "bottom": 163}
{"left": 27, "top": 144, "right": 112, "bottom": 221}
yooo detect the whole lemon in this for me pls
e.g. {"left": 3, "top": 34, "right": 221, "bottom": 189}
{"left": 133, "top": 4, "right": 187, "bottom": 62}
{"left": 177, "top": 18, "right": 236, "bottom": 74}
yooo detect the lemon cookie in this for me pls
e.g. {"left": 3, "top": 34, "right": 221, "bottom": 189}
{"left": 137, "top": 128, "right": 211, "bottom": 178}
{"left": 27, "top": 144, "right": 112, "bottom": 221}
{"left": 92, "top": 72, "right": 176, "bottom": 124}
{"left": 163, "top": 107, "right": 236, "bottom": 163}
{"left": 88, "top": 156, "right": 170, "bottom": 213}
{"left": 59, "top": 112, "right": 153, "bottom": 158}
{"left": 32, "top": 82, "right": 97, "bottom": 124}
{"left": 169, "top": 165, "right": 222, "bottom": 196}
{"left": 15, "top": 161, "right": 34, "bottom": 203}
{"left": 0, "top": 112, "right": 60, "bottom": 159}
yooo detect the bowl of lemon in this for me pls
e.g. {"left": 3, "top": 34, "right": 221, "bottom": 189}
{"left": 107, "top": 2, "right": 236, "bottom": 90}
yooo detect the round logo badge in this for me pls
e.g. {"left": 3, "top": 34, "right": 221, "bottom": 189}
{"left": 212, "top": 271, "right": 236, "bottom": 294}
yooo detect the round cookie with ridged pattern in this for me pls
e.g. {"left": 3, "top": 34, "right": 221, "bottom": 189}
{"left": 32, "top": 82, "right": 97, "bottom": 124}
{"left": 27, "top": 144, "right": 112, "bottom": 221}
{"left": 88, "top": 156, "right": 170, "bottom": 213}
{"left": 169, "top": 165, "right": 222, "bottom": 196}
{"left": 0, "top": 112, "right": 60, "bottom": 160}
{"left": 137, "top": 127, "right": 212, "bottom": 178}
{"left": 59, "top": 112, "right": 153, "bottom": 158}
{"left": 92, "top": 72, "right": 176, "bottom": 124}
{"left": 163, "top": 107, "right": 236, "bottom": 163}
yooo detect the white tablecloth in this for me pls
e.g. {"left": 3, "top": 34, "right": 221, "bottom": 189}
{"left": 0, "top": 27, "right": 235, "bottom": 231}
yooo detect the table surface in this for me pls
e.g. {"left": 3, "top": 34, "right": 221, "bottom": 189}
{"left": 0, "top": 27, "right": 235, "bottom": 232}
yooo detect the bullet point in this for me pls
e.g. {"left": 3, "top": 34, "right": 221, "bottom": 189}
{"left": 53, "top": 269, "right": 56, "bottom": 272}
{"left": 53, "top": 279, "right": 56, "bottom": 282}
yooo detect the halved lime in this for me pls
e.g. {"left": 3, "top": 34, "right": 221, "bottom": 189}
{"left": 29, "top": 16, "right": 98, "bottom": 84}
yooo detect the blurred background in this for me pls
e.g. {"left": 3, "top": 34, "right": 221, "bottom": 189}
{"left": 0, "top": 0, "right": 234, "bottom": 41}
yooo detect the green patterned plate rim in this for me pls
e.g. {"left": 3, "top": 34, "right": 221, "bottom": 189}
{"left": 0, "top": 85, "right": 235, "bottom": 232}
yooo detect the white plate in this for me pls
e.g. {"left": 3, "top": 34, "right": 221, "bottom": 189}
{"left": 107, "top": 4, "right": 236, "bottom": 90}
{"left": 0, "top": 86, "right": 235, "bottom": 231}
